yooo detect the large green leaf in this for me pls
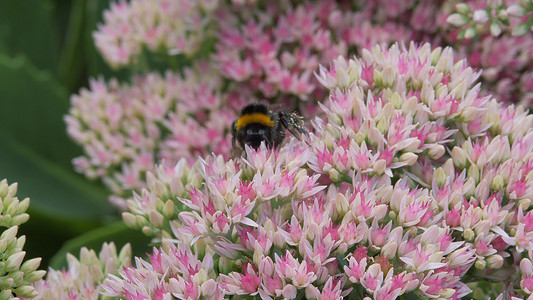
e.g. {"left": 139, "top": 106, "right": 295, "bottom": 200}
{"left": 0, "top": 134, "right": 117, "bottom": 268}
{"left": 0, "top": 0, "right": 60, "bottom": 72}
{"left": 49, "top": 221, "right": 152, "bottom": 270}
{"left": 0, "top": 53, "right": 79, "bottom": 167}
{"left": 0, "top": 136, "right": 112, "bottom": 218}
{"left": 0, "top": 53, "right": 118, "bottom": 266}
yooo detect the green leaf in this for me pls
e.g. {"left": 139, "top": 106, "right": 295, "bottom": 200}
{"left": 0, "top": 136, "right": 112, "bottom": 218}
{"left": 398, "top": 292, "right": 422, "bottom": 300}
{"left": 0, "top": 53, "right": 79, "bottom": 167}
{"left": 0, "top": 0, "right": 60, "bottom": 72}
{"left": 0, "top": 133, "right": 117, "bottom": 268}
{"left": 49, "top": 221, "right": 152, "bottom": 270}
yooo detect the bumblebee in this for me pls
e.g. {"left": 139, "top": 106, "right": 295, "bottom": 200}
{"left": 231, "top": 103, "right": 307, "bottom": 156}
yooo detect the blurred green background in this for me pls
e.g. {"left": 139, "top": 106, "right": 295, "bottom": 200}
{"left": 0, "top": 0, "right": 150, "bottom": 270}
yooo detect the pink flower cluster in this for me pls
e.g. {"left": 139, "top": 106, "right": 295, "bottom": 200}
{"left": 446, "top": 0, "right": 532, "bottom": 37}
{"left": 101, "top": 43, "right": 533, "bottom": 299}
{"left": 76, "top": 0, "right": 533, "bottom": 209}
{"left": 30, "top": 243, "right": 132, "bottom": 300}
{"left": 214, "top": 1, "right": 347, "bottom": 102}
{"left": 65, "top": 65, "right": 251, "bottom": 209}
{"left": 93, "top": 0, "right": 533, "bottom": 107}
{"left": 93, "top": 0, "right": 219, "bottom": 68}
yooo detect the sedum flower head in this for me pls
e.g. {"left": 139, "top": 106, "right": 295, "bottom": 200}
{"left": 93, "top": 0, "right": 220, "bottom": 68}
{"left": 73, "top": 1, "right": 532, "bottom": 212}
{"left": 65, "top": 65, "right": 245, "bottom": 209}
{"left": 214, "top": 1, "right": 348, "bottom": 102}
{"left": 31, "top": 242, "right": 131, "bottom": 300}
{"left": 1, "top": 179, "right": 45, "bottom": 299}
{"left": 106, "top": 42, "right": 533, "bottom": 299}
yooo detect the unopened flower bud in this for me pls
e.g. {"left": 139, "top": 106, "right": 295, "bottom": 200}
{"left": 461, "top": 106, "right": 478, "bottom": 122}
{"left": 6, "top": 251, "right": 26, "bottom": 272}
{"left": 434, "top": 167, "right": 447, "bottom": 187}
{"left": 473, "top": 10, "right": 489, "bottom": 24}
{"left": 17, "top": 198, "right": 30, "bottom": 214}
{"left": 456, "top": 3, "right": 472, "bottom": 14}
{"left": 337, "top": 67, "right": 351, "bottom": 89}
{"left": 448, "top": 14, "right": 469, "bottom": 27}
{"left": 486, "top": 254, "right": 504, "bottom": 269}
{"left": 373, "top": 159, "right": 387, "bottom": 175}
{"left": 491, "top": 175, "right": 504, "bottom": 191}
{"left": 373, "top": 70, "right": 383, "bottom": 87}
{"left": 253, "top": 248, "right": 263, "bottom": 266}
{"left": 390, "top": 92, "right": 403, "bottom": 109}
{"left": 0, "top": 179, "right": 9, "bottom": 198}
{"left": 13, "top": 214, "right": 29, "bottom": 226}
{"left": 452, "top": 146, "right": 468, "bottom": 168}
{"left": 428, "top": 144, "right": 445, "bottom": 160}
{"left": 1, "top": 226, "right": 18, "bottom": 246}
{"left": 20, "top": 257, "right": 41, "bottom": 274}
{"left": 142, "top": 226, "right": 156, "bottom": 236}
{"left": 218, "top": 256, "right": 234, "bottom": 274}
{"left": 0, "top": 239, "right": 8, "bottom": 253}
{"left": 475, "top": 258, "right": 486, "bottom": 270}
{"left": 464, "top": 27, "right": 477, "bottom": 39}
{"left": 377, "top": 118, "right": 390, "bottom": 134}
{"left": 399, "top": 152, "right": 418, "bottom": 166}
{"left": 14, "top": 285, "right": 37, "bottom": 298}
{"left": 382, "top": 67, "right": 395, "bottom": 87}
{"left": 464, "top": 177, "right": 476, "bottom": 197}
{"left": 507, "top": 4, "right": 526, "bottom": 17}
{"left": 474, "top": 220, "right": 491, "bottom": 235}
{"left": 153, "top": 181, "right": 167, "bottom": 197}
{"left": 463, "top": 228, "right": 475, "bottom": 241}
{"left": 381, "top": 241, "right": 397, "bottom": 258}
{"left": 520, "top": 258, "right": 533, "bottom": 275}
{"left": 162, "top": 200, "right": 175, "bottom": 218}
{"left": 468, "top": 164, "right": 480, "bottom": 183}
{"left": 519, "top": 198, "right": 531, "bottom": 210}
{"left": 336, "top": 194, "right": 349, "bottom": 216}
{"left": 497, "top": 9, "right": 508, "bottom": 20}
{"left": 122, "top": 212, "right": 138, "bottom": 228}
{"left": 430, "top": 47, "right": 442, "bottom": 65}
{"left": 490, "top": 22, "right": 502, "bottom": 36}
{"left": 282, "top": 285, "right": 297, "bottom": 299}
{"left": 328, "top": 169, "right": 341, "bottom": 182}
{"left": 149, "top": 211, "right": 164, "bottom": 228}
{"left": 118, "top": 243, "right": 132, "bottom": 263}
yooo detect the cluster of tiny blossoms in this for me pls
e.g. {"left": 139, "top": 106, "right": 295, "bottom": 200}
{"left": 100, "top": 43, "right": 533, "bottom": 299}
{"left": 93, "top": 0, "right": 220, "bottom": 68}
{"left": 445, "top": 0, "right": 533, "bottom": 106}
{"left": 65, "top": 64, "right": 249, "bottom": 209}
{"left": 0, "top": 179, "right": 45, "bottom": 299}
{"left": 447, "top": 0, "right": 533, "bottom": 38}
{"left": 30, "top": 243, "right": 131, "bottom": 300}
{"left": 77, "top": 1, "right": 532, "bottom": 209}
{"left": 92, "top": 0, "right": 533, "bottom": 108}
{"left": 214, "top": 1, "right": 347, "bottom": 102}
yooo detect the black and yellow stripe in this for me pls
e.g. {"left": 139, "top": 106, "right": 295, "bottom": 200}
{"left": 235, "top": 113, "right": 274, "bottom": 130}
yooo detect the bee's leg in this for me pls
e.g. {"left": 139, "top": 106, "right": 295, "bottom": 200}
{"left": 279, "top": 111, "right": 307, "bottom": 140}
{"left": 230, "top": 120, "right": 244, "bottom": 158}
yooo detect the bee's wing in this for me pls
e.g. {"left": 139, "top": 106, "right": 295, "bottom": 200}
{"left": 279, "top": 111, "right": 307, "bottom": 140}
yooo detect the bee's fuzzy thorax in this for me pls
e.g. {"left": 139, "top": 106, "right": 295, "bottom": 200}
{"left": 235, "top": 113, "right": 274, "bottom": 130}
